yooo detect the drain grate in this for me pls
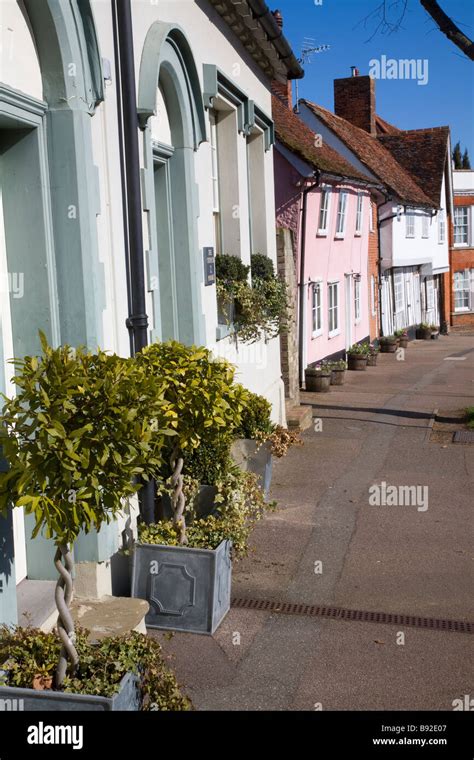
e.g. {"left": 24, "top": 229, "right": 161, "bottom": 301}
{"left": 231, "top": 597, "right": 473, "bottom": 634}
{"left": 453, "top": 430, "right": 474, "bottom": 444}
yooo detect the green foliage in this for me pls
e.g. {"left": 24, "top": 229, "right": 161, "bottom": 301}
{"left": 136, "top": 341, "right": 245, "bottom": 476}
{"left": 394, "top": 329, "right": 408, "bottom": 337}
{"left": 251, "top": 253, "right": 275, "bottom": 280}
{"left": 453, "top": 141, "right": 462, "bottom": 169}
{"left": 215, "top": 254, "right": 249, "bottom": 283}
{"left": 0, "top": 626, "right": 191, "bottom": 710}
{"left": 326, "top": 359, "right": 347, "bottom": 371}
{"left": 234, "top": 389, "right": 273, "bottom": 440}
{"left": 183, "top": 435, "right": 234, "bottom": 485}
{"left": 380, "top": 335, "right": 397, "bottom": 342}
{"left": 465, "top": 407, "right": 474, "bottom": 430}
{"left": 348, "top": 342, "right": 370, "bottom": 356}
{"left": 462, "top": 149, "right": 471, "bottom": 170}
{"left": 0, "top": 333, "right": 175, "bottom": 545}
{"left": 216, "top": 255, "right": 289, "bottom": 344}
{"left": 139, "top": 469, "right": 275, "bottom": 559}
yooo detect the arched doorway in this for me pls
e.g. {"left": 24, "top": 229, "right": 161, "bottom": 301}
{"left": 138, "top": 23, "right": 206, "bottom": 345}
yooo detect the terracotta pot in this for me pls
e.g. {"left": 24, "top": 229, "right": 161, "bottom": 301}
{"left": 305, "top": 368, "right": 331, "bottom": 392}
{"left": 347, "top": 354, "right": 368, "bottom": 371}
{"left": 330, "top": 369, "right": 345, "bottom": 386}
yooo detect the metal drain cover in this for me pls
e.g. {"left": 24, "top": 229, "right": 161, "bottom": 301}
{"left": 453, "top": 430, "right": 474, "bottom": 444}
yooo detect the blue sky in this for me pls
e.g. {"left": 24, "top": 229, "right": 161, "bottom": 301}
{"left": 275, "top": 0, "right": 473, "bottom": 157}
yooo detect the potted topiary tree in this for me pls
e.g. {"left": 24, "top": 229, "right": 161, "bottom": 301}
{"left": 0, "top": 334, "right": 177, "bottom": 710}
{"left": 131, "top": 341, "right": 250, "bottom": 634}
{"left": 347, "top": 343, "right": 370, "bottom": 370}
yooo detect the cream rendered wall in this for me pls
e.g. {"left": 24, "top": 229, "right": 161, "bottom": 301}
{"left": 0, "top": 1, "right": 42, "bottom": 99}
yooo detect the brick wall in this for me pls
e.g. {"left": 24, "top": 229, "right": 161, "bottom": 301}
{"left": 367, "top": 199, "right": 380, "bottom": 339}
{"left": 449, "top": 195, "right": 474, "bottom": 330}
{"left": 276, "top": 227, "right": 300, "bottom": 402}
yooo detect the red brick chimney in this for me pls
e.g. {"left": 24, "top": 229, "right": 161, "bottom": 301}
{"left": 334, "top": 72, "right": 376, "bottom": 135}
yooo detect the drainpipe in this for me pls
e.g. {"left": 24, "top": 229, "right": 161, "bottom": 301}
{"left": 112, "top": 0, "right": 155, "bottom": 524}
{"left": 298, "top": 171, "right": 320, "bottom": 387}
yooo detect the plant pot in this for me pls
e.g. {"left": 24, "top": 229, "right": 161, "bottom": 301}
{"left": 158, "top": 485, "right": 218, "bottom": 521}
{"left": 0, "top": 671, "right": 140, "bottom": 711}
{"left": 131, "top": 539, "right": 231, "bottom": 634}
{"left": 380, "top": 340, "right": 397, "bottom": 353}
{"left": 347, "top": 354, "right": 368, "bottom": 371}
{"left": 398, "top": 337, "right": 408, "bottom": 348}
{"left": 416, "top": 328, "right": 432, "bottom": 340}
{"left": 330, "top": 369, "right": 346, "bottom": 386}
{"left": 230, "top": 439, "right": 272, "bottom": 498}
{"left": 367, "top": 352, "right": 378, "bottom": 366}
{"left": 305, "top": 368, "right": 331, "bottom": 392}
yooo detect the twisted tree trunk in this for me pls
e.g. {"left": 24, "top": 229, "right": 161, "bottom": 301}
{"left": 170, "top": 446, "right": 187, "bottom": 545}
{"left": 54, "top": 543, "right": 79, "bottom": 687}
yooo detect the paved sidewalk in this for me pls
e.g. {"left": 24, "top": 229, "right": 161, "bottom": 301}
{"left": 152, "top": 334, "right": 474, "bottom": 710}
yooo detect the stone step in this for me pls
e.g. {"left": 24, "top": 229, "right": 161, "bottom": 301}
{"left": 70, "top": 595, "right": 149, "bottom": 641}
{"left": 286, "top": 403, "right": 313, "bottom": 431}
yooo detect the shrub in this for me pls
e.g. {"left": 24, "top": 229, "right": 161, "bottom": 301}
{"left": 215, "top": 254, "right": 249, "bottom": 283}
{"left": 234, "top": 389, "right": 273, "bottom": 440}
{"left": 348, "top": 342, "right": 370, "bottom": 355}
{"left": 251, "top": 253, "right": 275, "bottom": 281}
{"left": 0, "top": 626, "right": 191, "bottom": 710}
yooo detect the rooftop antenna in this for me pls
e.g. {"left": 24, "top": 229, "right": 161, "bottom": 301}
{"left": 295, "top": 38, "right": 330, "bottom": 113}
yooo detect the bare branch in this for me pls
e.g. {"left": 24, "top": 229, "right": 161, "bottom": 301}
{"left": 419, "top": 0, "right": 474, "bottom": 60}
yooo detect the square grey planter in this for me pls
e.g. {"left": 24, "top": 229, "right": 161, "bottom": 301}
{"left": 231, "top": 439, "right": 273, "bottom": 498}
{"left": 0, "top": 671, "right": 140, "bottom": 711}
{"left": 131, "top": 539, "right": 231, "bottom": 635}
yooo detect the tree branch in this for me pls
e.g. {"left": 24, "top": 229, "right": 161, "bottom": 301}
{"left": 419, "top": 0, "right": 474, "bottom": 60}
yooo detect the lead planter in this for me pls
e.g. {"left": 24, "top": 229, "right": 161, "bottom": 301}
{"left": 230, "top": 439, "right": 272, "bottom": 498}
{"left": 347, "top": 354, "right": 367, "bottom": 371}
{"left": 0, "top": 672, "right": 140, "bottom": 711}
{"left": 131, "top": 540, "right": 231, "bottom": 635}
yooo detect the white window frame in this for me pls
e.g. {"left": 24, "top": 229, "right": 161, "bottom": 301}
{"left": 355, "top": 193, "right": 364, "bottom": 235}
{"left": 438, "top": 209, "right": 446, "bottom": 244}
{"left": 421, "top": 215, "right": 430, "bottom": 239}
{"left": 354, "top": 277, "right": 361, "bottom": 322}
{"left": 371, "top": 274, "right": 377, "bottom": 316}
{"left": 454, "top": 206, "right": 469, "bottom": 246}
{"left": 209, "top": 110, "right": 222, "bottom": 255}
{"left": 393, "top": 271, "right": 405, "bottom": 313}
{"left": 317, "top": 186, "right": 331, "bottom": 236}
{"left": 369, "top": 201, "right": 374, "bottom": 232}
{"left": 405, "top": 213, "right": 415, "bottom": 238}
{"left": 335, "top": 191, "right": 348, "bottom": 238}
{"left": 453, "top": 269, "right": 473, "bottom": 312}
{"left": 426, "top": 278, "right": 435, "bottom": 310}
{"left": 311, "top": 281, "right": 323, "bottom": 337}
{"left": 328, "top": 281, "right": 340, "bottom": 336}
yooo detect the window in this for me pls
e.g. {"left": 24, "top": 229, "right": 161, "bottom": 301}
{"left": 454, "top": 207, "right": 469, "bottom": 245}
{"left": 328, "top": 282, "right": 339, "bottom": 335}
{"left": 317, "top": 187, "right": 331, "bottom": 235}
{"left": 354, "top": 277, "right": 361, "bottom": 321}
{"left": 209, "top": 111, "right": 222, "bottom": 254}
{"left": 247, "top": 130, "right": 267, "bottom": 255}
{"left": 454, "top": 269, "right": 473, "bottom": 312}
{"left": 426, "top": 278, "right": 435, "bottom": 310}
{"left": 371, "top": 275, "right": 377, "bottom": 316}
{"left": 355, "top": 193, "right": 364, "bottom": 235}
{"left": 421, "top": 215, "right": 429, "bottom": 238}
{"left": 438, "top": 209, "right": 446, "bottom": 243}
{"left": 335, "top": 192, "right": 348, "bottom": 237}
{"left": 393, "top": 272, "right": 405, "bottom": 313}
{"left": 311, "top": 282, "right": 322, "bottom": 335}
{"left": 406, "top": 213, "right": 415, "bottom": 238}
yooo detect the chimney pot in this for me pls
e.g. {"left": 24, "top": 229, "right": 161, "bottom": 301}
{"left": 272, "top": 10, "right": 283, "bottom": 29}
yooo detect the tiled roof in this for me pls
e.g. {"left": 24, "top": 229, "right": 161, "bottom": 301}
{"left": 301, "top": 99, "right": 436, "bottom": 207}
{"left": 375, "top": 115, "right": 402, "bottom": 135}
{"left": 272, "top": 95, "right": 374, "bottom": 184}
{"left": 377, "top": 128, "right": 450, "bottom": 206}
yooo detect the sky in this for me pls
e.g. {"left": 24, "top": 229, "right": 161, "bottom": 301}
{"left": 274, "top": 0, "right": 474, "bottom": 158}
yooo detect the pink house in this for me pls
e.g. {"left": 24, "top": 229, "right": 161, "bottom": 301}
{"left": 272, "top": 91, "right": 384, "bottom": 390}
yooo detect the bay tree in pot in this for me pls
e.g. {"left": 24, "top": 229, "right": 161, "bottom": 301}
{"left": 132, "top": 341, "right": 250, "bottom": 634}
{"left": 347, "top": 343, "right": 369, "bottom": 370}
{"left": 0, "top": 334, "right": 184, "bottom": 710}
